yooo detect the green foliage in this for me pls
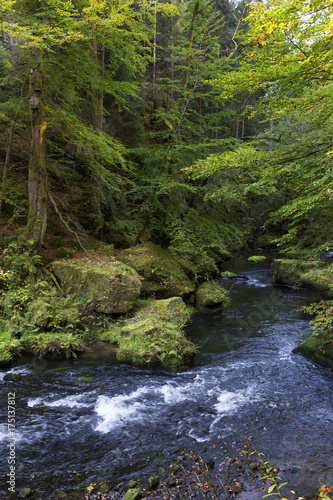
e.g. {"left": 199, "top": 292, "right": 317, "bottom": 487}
{"left": 301, "top": 300, "right": 333, "bottom": 336}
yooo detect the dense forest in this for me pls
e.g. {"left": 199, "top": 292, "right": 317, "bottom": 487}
{"left": 1, "top": 1, "right": 333, "bottom": 499}
{"left": 0, "top": 0, "right": 332, "bottom": 359}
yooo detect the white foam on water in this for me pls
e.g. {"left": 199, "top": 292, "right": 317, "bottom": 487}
{"left": 27, "top": 397, "right": 43, "bottom": 407}
{"left": 28, "top": 393, "right": 93, "bottom": 409}
{"left": 47, "top": 394, "right": 91, "bottom": 409}
{"left": 158, "top": 373, "right": 207, "bottom": 404}
{"left": 209, "top": 384, "right": 262, "bottom": 434}
{"left": 94, "top": 387, "right": 152, "bottom": 433}
{"left": 0, "top": 425, "right": 8, "bottom": 442}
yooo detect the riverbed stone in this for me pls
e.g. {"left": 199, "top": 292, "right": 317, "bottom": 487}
{"left": 124, "top": 488, "right": 142, "bottom": 500}
{"left": 52, "top": 257, "right": 142, "bottom": 314}
{"left": 51, "top": 489, "right": 68, "bottom": 499}
{"left": 294, "top": 327, "right": 333, "bottom": 367}
{"left": 20, "top": 489, "right": 33, "bottom": 498}
{"left": 149, "top": 475, "right": 160, "bottom": 489}
{"left": 195, "top": 281, "right": 229, "bottom": 313}
{"left": 117, "top": 242, "right": 194, "bottom": 298}
{"left": 100, "top": 297, "right": 196, "bottom": 371}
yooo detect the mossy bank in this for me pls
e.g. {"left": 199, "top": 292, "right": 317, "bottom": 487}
{"left": 0, "top": 241, "right": 230, "bottom": 371}
{"left": 272, "top": 258, "right": 333, "bottom": 367}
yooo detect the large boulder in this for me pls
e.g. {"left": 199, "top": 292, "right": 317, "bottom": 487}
{"left": 195, "top": 281, "right": 229, "bottom": 314}
{"left": 52, "top": 258, "right": 142, "bottom": 314}
{"left": 271, "top": 259, "right": 333, "bottom": 298}
{"left": 271, "top": 259, "right": 322, "bottom": 285}
{"left": 117, "top": 242, "right": 194, "bottom": 299}
{"left": 100, "top": 297, "right": 196, "bottom": 371}
{"left": 294, "top": 328, "right": 333, "bottom": 367}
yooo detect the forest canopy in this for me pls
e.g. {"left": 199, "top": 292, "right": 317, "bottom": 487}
{"left": 0, "top": 0, "right": 332, "bottom": 256}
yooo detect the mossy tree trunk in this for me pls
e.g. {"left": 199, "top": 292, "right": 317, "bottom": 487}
{"left": 25, "top": 68, "right": 48, "bottom": 252}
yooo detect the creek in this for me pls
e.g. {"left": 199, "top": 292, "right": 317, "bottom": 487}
{"left": 0, "top": 258, "right": 333, "bottom": 498}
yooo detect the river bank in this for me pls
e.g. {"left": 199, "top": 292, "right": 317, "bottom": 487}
{"left": 1, "top": 259, "right": 333, "bottom": 500}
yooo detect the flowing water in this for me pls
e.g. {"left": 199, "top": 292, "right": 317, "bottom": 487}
{"left": 1, "top": 259, "right": 333, "bottom": 498}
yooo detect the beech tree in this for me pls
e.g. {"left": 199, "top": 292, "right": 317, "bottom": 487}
{"left": 187, "top": 0, "right": 333, "bottom": 253}
{"left": 1, "top": 0, "right": 156, "bottom": 250}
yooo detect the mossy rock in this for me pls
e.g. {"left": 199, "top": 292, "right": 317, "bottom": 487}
{"left": 300, "top": 265, "right": 333, "bottom": 298}
{"left": 55, "top": 246, "right": 75, "bottom": 259}
{"left": 100, "top": 297, "right": 196, "bottom": 371}
{"left": 271, "top": 259, "right": 323, "bottom": 285}
{"left": 125, "top": 488, "right": 142, "bottom": 500}
{"left": 118, "top": 242, "right": 194, "bottom": 299}
{"left": 168, "top": 242, "right": 218, "bottom": 281}
{"left": 295, "top": 329, "right": 333, "bottom": 367}
{"left": 101, "top": 244, "right": 115, "bottom": 258}
{"left": 20, "top": 489, "right": 33, "bottom": 498}
{"left": 247, "top": 255, "right": 266, "bottom": 262}
{"left": 3, "top": 372, "right": 22, "bottom": 382}
{"left": 52, "top": 257, "right": 142, "bottom": 314}
{"left": 149, "top": 476, "right": 159, "bottom": 489}
{"left": 220, "top": 271, "right": 237, "bottom": 278}
{"left": 195, "top": 282, "right": 229, "bottom": 314}
{"left": 51, "top": 489, "right": 67, "bottom": 499}
{"left": 77, "top": 376, "right": 95, "bottom": 383}
{"left": 271, "top": 259, "right": 332, "bottom": 297}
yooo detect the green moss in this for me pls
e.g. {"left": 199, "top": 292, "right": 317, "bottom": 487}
{"left": 271, "top": 259, "right": 333, "bottom": 297}
{"left": 195, "top": 282, "right": 229, "bottom": 314}
{"left": 21, "top": 332, "right": 85, "bottom": 359}
{"left": 52, "top": 258, "right": 142, "bottom": 313}
{"left": 55, "top": 246, "right": 75, "bottom": 259}
{"left": 125, "top": 488, "right": 142, "bottom": 500}
{"left": 297, "top": 329, "right": 333, "bottom": 367}
{"left": 77, "top": 376, "right": 95, "bottom": 383}
{"left": 118, "top": 242, "right": 194, "bottom": 298}
{"left": 220, "top": 271, "right": 237, "bottom": 278}
{"left": 247, "top": 255, "right": 266, "bottom": 262}
{"left": 100, "top": 297, "right": 196, "bottom": 371}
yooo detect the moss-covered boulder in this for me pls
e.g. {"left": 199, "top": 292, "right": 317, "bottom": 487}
{"left": 195, "top": 281, "right": 229, "bottom": 314}
{"left": 247, "top": 255, "right": 266, "bottom": 262}
{"left": 271, "top": 259, "right": 333, "bottom": 298}
{"left": 55, "top": 246, "right": 75, "bottom": 259}
{"left": 52, "top": 258, "right": 142, "bottom": 314}
{"left": 168, "top": 242, "right": 218, "bottom": 280}
{"left": 300, "top": 265, "right": 333, "bottom": 298}
{"left": 294, "top": 329, "right": 333, "bottom": 367}
{"left": 100, "top": 297, "right": 196, "bottom": 371}
{"left": 271, "top": 259, "right": 322, "bottom": 285}
{"left": 125, "top": 489, "right": 142, "bottom": 500}
{"left": 117, "top": 242, "right": 194, "bottom": 298}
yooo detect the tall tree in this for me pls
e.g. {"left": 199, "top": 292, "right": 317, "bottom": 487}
{"left": 1, "top": 0, "right": 156, "bottom": 249}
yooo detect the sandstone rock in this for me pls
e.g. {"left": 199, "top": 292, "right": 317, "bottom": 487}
{"left": 195, "top": 281, "right": 229, "bottom": 314}
{"left": 52, "top": 258, "right": 142, "bottom": 314}
{"left": 118, "top": 242, "right": 194, "bottom": 298}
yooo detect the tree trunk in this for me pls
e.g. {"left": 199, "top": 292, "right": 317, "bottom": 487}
{"left": 26, "top": 68, "right": 48, "bottom": 252}
{"left": 183, "top": 0, "right": 215, "bottom": 88}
